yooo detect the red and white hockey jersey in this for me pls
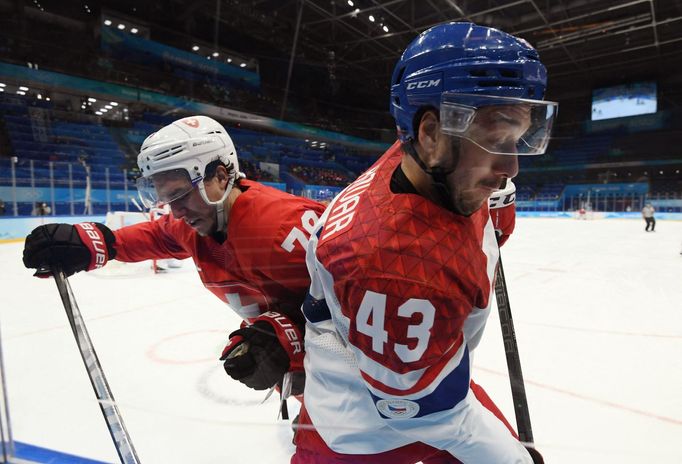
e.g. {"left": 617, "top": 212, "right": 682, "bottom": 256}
{"left": 301, "top": 142, "right": 531, "bottom": 462}
{"left": 114, "top": 180, "right": 325, "bottom": 324}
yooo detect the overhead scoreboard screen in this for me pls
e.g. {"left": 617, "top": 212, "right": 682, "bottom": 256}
{"left": 591, "top": 82, "right": 657, "bottom": 121}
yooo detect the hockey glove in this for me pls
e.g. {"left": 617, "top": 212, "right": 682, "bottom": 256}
{"left": 23, "top": 223, "right": 116, "bottom": 277}
{"left": 489, "top": 179, "right": 516, "bottom": 247}
{"left": 220, "top": 311, "right": 304, "bottom": 393}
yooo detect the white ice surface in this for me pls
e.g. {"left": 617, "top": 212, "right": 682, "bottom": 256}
{"left": 0, "top": 217, "right": 680, "bottom": 463}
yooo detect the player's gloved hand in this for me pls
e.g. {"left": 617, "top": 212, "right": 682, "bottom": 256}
{"left": 220, "top": 311, "right": 304, "bottom": 393}
{"left": 489, "top": 179, "right": 516, "bottom": 247}
{"left": 23, "top": 223, "right": 116, "bottom": 277}
{"left": 221, "top": 322, "right": 289, "bottom": 390}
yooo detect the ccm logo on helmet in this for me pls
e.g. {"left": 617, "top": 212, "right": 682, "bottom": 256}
{"left": 406, "top": 78, "right": 441, "bottom": 90}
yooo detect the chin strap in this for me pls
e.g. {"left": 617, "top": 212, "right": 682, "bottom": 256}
{"left": 215, "top": 201, "right": 227, "bottom": 234}
{"left": 402, "top": 141, "right": 459, "bottom": 213}
{"left": 213, "top": 172, "right": 244, "bottom": 234}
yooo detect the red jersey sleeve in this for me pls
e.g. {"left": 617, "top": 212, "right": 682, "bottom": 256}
{"left": 113, "top": 214, "right": 192, "bottom": 262}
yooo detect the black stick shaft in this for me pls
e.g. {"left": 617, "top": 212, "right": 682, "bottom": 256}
{"left": 494, "top": 255, "right": 534, "bottom": 444}
{"left": 53, "top": 269, "right": 141, "bottom": 464}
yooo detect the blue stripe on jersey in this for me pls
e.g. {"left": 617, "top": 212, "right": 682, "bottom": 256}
{"left": 370, "top": 345, "right": 470, "bottom": 419}
{"left": 302, "top": 293, "right": 332, "bottom": 323}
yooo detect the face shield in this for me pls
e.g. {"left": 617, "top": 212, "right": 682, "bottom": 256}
{"left": 439, "top": 93, "right": 557, "bottom": 156}
{"left": 136, "top": 169, "right": 202, "bottom": 209}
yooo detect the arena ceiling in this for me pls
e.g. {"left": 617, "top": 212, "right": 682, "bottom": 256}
{"left": 165, "top": 0, "right": 682, "bottom": 99}
{"left": 53, "top": 0, "right": 682, "bottom": 108}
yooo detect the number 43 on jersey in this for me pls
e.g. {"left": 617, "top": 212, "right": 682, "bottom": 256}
{"left": 356, "top": 290, "right": 435, "bottom": 363}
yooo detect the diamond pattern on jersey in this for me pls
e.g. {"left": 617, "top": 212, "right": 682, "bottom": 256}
{"left": 317, "top": 144, "right": 492, "bottom": 374}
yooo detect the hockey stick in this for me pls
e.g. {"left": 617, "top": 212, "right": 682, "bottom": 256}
{"left": 493, "top": 254, "right": 534, "bottom": 444}
{"left": 52, "top": 268, "right": 141, "bottom": 464}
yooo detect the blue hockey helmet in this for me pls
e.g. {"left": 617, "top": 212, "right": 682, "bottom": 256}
{"left": 390, "top": 22, "right": 548, "bottom": 143}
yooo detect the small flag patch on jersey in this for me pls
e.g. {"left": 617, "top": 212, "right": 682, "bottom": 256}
{"left": 376, "top": 398, "right": 420, "bottom": 419}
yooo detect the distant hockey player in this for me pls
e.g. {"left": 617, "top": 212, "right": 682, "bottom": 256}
{"left": 642, "top": 203, "right": 656, "bottom": 231}
{"left": 22, "top": 115, "right": 326, "bottom": 396}
{"left": 292, "top": 22, "right": 556, "bottom": 463}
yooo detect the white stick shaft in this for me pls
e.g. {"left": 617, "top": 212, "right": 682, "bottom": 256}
{"left": 53, "top": 269, "right": 141, "bottom": 464}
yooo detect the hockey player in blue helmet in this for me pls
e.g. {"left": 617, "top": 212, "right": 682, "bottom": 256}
{"left": 390, "top": 21, "right": 556, "bottom": 215}
{"left": 292, "top": 23, "right": 552, "bottom": 463}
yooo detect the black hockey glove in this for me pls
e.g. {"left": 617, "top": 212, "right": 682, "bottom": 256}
{"left": 220, "top": 321, "right": 290, "bottom": 391}
{"left": 23, "top": 223, "right": 116, "bottom": 277}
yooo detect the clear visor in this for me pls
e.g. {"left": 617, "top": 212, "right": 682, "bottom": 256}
{"left": 136, "top": 169, "right": 202, "bottom": 209}
{"left": 440, "top": 93, "right": 557, "bottom": 155}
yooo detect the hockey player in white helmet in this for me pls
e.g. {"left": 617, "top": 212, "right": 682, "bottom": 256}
{"left": 135, "top": 115, "right": 243, "bottom": 237}
{"left": 23, "top": 115, "right": 326, "bottom": 400}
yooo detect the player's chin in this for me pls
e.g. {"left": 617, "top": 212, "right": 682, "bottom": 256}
{"left": 194, "top": 220, "right": 214, "bottom": 236}
{"left": 454, "top": 193, "right": 488, "bottom": 216}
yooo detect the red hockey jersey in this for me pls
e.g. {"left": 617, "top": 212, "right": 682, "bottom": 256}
{"left": 314, "top": 141, "right": 498, "bottom": 395}
{"left": 114, "top": 180, "right": 325, "bottom": 324}
{"left": 300, "top": 143, "right": 526, "bottom": 460}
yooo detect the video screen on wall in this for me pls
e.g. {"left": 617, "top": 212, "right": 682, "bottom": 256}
{"left": 591, "top": 82, "right": 657, "bottom": 121}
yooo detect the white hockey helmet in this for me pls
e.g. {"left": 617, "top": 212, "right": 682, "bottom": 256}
{"left": 136, "top": 116, "right": 244, "bottom": 210}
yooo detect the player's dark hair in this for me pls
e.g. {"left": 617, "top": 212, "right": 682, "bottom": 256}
{"left": 204, "top": 159, "right": 235, "bottom": 181}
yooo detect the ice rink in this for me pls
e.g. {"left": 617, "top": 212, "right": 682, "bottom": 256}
{"left": 0, "top": 217, "right": 681, "bottom": 464}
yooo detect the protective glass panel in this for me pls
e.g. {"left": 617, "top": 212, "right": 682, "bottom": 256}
{"left": 440, "top": 93, "right": 558, "bottom": 155}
